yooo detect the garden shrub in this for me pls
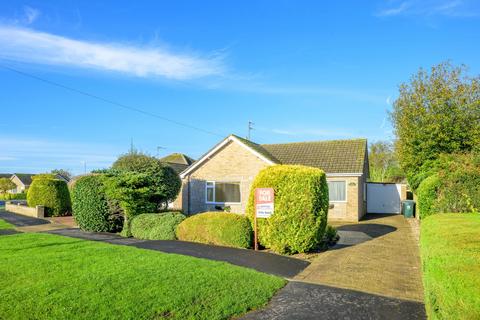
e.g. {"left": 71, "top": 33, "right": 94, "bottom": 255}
{"left": 435, "top": 152, "right": 480, "bottom": 213}
{"left": 176, "top": 212, "right": 253, "bottom": 248}
{"left": 131, "top": 212, "right": 185, "bottom": 240}
{"left": 246, "top": 165, "right": 329, "bottom": 254}
{"left": 0, "top": 193, "right": 27, "bottom": 201}
{"left": 71, "top": 175, "right": 123, "bottom": 232}
{"left": 27, "top": 176, "right": 71, "bottom": 217}
{"left": 106, "top": 151, "right": 181, "bottom": 236}
{"left": 417, "top": 174, "right": 441, "bottom": 219}
{"left": 416, "top": 153, "right": 480, "bottom": 218}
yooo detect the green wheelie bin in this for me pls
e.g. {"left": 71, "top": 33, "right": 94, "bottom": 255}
{"left": 402, "top": 200, "right": 415, "bottom": 218}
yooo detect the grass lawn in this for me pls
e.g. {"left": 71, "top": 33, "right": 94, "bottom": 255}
{"left": 0, "top": 233, "right": 285, "bottom": 319}
{"left": 0, "top": 218, "right": 14, "bottom": 230}
{"left": 421, "top": 213, "right": 480, "bottom": 320}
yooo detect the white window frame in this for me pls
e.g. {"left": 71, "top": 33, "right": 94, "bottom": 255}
{"left": 327, "top": 180, "right": 347, "bottom": 203}
{"left": 205, "top": 181, "right": 242, "bottom": 204}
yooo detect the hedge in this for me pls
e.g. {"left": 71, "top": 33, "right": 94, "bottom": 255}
{"left": 27, "top": 176, "right": 71, "bottom": 217}
{"left": 0, "top": 193, "right": 27, "bottom": 201}
{"left": 71, "top": 175, "right": 123, "bottom": 232}
{"left": 417, "top": 174, "right": 441, "bottom": 219}
{"left": 131, "top": 212, "right": 185, "bottom": 240}
{"left": 176, "top": 212, "right": 253, "bottom": 248}
{"left": 246, "top": 165, "right": 329, "bottom": 254}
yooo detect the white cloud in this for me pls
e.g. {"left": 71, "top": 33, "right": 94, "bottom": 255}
{"left": 0, "top": 26, "right": 225, "bottom": 79}
{"left": 376, "top": 0, "right": 479, "bottom": 18}
{"left": 377, "top": 1, "right": 411, "bottom": 17}
{"left": 23, "top": 6, "right": 40, "bottom": 24}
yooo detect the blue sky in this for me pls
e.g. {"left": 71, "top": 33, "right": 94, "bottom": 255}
{"left": 1, "top": 0, "right": 479, "bottom": 174}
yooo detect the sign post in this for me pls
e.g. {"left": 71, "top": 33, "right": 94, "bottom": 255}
{"left": 254, "top": 188, "right": 274, "bottom": 251}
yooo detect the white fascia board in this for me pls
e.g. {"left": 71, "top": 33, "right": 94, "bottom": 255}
{"left": 326, "top": 173, "right": 363, "bottom": 177}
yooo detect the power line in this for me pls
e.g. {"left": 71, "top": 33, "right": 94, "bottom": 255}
{"left": 0, "top": 64, "right": 224, "bottom": 138}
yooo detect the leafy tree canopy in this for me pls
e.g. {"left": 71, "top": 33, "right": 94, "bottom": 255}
{"left": 51, "top": 169, "right": 72, "bottom": 181}
{"left": 368, "top": 140, "right": 405, "bottom": 183}
{"left": 0, "top": 178, "right": 15, "bottom": 193}
{"left": 390, "top": 62, "right": 480, "bottom": 189}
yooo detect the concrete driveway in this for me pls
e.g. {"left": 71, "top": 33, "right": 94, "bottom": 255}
{"left": 295, "top": 214, "right": 424, "bottom": 302}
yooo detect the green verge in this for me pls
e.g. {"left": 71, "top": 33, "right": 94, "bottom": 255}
{"left": 0, "top": 218, "right": 14, "bottom": 230}
{"left": 421, "top": 213, "right": 480, "bottom": 319}
{"left": 0, "top": 233, "right": 285, "bottom": 320}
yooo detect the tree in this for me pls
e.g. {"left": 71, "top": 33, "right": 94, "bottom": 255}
{"left": 369, "top": 141, "right": 404, "bottom": 182}
{"left": 390, "top": 62, "right": 480, "bottom": 189}
{"left": 51, "top": 169, "right": 72, "bottom": 181}
{"left": 107, "top": 151, "right": 182, "bottom": 236}
{"left": 0, "top": 178, "right": 15, "bottom": 193}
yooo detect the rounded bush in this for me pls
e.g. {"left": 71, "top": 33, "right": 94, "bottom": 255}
{"left": 417, "top": 174, "right": 441, "bottom": 219}
{"left": 176, "top": 212, "right": 253, "bottom": 248}
{"left": 246, "top": 165, "right": 329, "bottom": 254}
{"left": 131, "top": 212, "right": 186, "bottom": 240}
{"left": 72, "top": 175, "right": 123, "bottom": 232}
{"left": 27, "top": 177, "right": 71, "bottom": 217}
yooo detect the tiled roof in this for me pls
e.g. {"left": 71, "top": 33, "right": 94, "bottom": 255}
{"left": 261, "top": 139, "right": 368, "bottom": 174}
{"left": 159, "top": 153, "right": 195, "bottom": 165}
{"left": 160, "top": 153, "right": 195, "bottom": 174}
{"left": 0, "top": 173, "right": 12, "bottom": 179}
{"left": 13, "top": 173, "right": 36, "bottom": 186}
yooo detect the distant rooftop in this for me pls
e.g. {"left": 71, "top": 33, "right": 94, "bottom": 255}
{"left": 160, "top": 153, "right": 195, "bottom": 174}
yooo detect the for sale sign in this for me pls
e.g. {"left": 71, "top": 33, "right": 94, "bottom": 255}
{"left": 255, "top": 188, "right": 274, "bottom": 218}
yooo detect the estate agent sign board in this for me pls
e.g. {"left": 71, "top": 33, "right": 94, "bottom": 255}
{"left": 255, "top": 188, "right": 274, "bottom": 218}
{"left": 254, "top": 188, "right": 274, "bottom": 250}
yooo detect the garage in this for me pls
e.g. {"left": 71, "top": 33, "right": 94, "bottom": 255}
{"left": 367, "top": 183, "right": 403, "bottom": 214}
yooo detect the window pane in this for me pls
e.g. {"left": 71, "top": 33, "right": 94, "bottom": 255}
{"left": 215, "top": 182, "right": 240, "bottom": 203}
{"left": 328, "top": 181, "right": 346, "bottom": 201}
{"left": 206, "top": 187, "right": 214, "bottom": 202}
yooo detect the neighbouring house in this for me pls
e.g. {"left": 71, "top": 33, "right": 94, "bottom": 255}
{"left": 9, "top": 174, "right": 35, "bottom": 193}
{"left": 159, "top": 153, "right": 195, "bottom": 174}
{"left": 177, "top": 134, "right": 369, "bottom": 222}
{"left": 9, "top": 173, "right": 70, "bottom": 194}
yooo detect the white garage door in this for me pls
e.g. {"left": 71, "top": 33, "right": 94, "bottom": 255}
{"left": 367, "top": 183, "right": 402, "bottom": 214}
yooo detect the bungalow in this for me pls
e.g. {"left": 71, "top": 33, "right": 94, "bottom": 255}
{"left": 9, "top": 174, "right": 35, "bottom": 193}
{"left": 178, "top": 134, "right": 369, "bottom": 222}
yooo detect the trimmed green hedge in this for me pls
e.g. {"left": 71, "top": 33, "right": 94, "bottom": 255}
{"left": 0, "top": 193, "right": 27, "bottom": 201}
{"left": 27, "top": 177, "right": 71, "bottom": 217}
{"left": 131, "top": 212, "right": 185, "bottom": 240}
{"left": 71, "top": 175, "right": 123, "bottom": 232}
{"left": 176, "top": 212, "right": 253, "bottom": 248}
{"left": 417, "top": 174, "right": 441, "bottom": 219}
{"left": 246, "top": 165, "right": 329, "bottom": 254}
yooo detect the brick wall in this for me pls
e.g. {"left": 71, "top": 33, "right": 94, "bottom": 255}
{"left": 327, "top": 176, "right": 363, "bottom": 222}
{"left": 184, "top": 140, "right": 269, "bottom": 214}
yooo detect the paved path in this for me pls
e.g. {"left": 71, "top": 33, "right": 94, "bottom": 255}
{"left": 47, "top": 228, "right": 310, "bottom": 278}
{"left": 242, "top": 281, "right": 425, "bottom": 320}
{"left": 0, "top": 211, "right": 50, "bottom": 227}
{"left": 296, "top": 214, "right": 424, "bottom": 302}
